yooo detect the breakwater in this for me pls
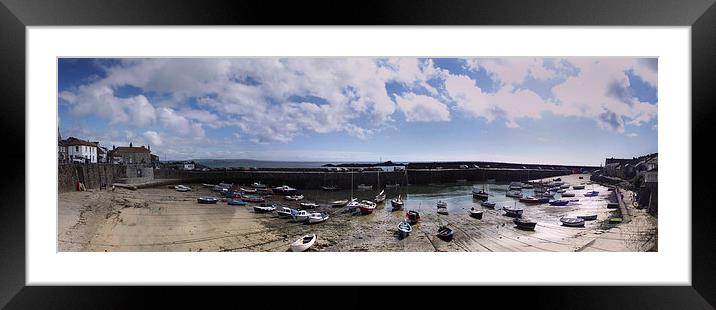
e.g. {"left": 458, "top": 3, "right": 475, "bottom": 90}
{"left": 58, "top": 163, "right": 125, "bottom": 192}
{"left": 154, "top": 167, "right": 573, "bottom": 189}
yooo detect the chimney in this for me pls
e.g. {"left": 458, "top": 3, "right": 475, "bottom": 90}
{"left": 129, "top": 142, "right": 133, "bottom": 147}
{"left": 148, "top": 145, "right": 151, "bottom": 151}
{"left": 113, "top": 145, "right": 115, "bottom": 150}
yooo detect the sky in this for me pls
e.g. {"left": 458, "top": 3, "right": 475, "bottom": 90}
{"left": 57, "top": 57, "right": 658, "bottom": 166}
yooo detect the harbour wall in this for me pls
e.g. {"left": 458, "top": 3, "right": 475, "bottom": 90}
{"left": 58, "top": 163, "right": 125, "bottom": 192}
{"left": 154, "top": 168, "right": 573, "bottom": 189}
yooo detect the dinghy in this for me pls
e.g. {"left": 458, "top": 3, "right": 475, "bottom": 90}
{"left": 197, "top": 196, "right": 219, "bottom": 204}
{"left": 289, "top": 234, "right": 316, "bottom": 252}
{"left": 549, "top": 199, "right": 570, "bottom": 206}
{"left": 397, "top": 220, "right": 412, "bottom": 238}
{"left": 375, "top": 190, "right": 386, "bottom": 203}
{"left": 508, "top": 182, "right": 523, "bottom": 190}
{"left": 514, "top": 217, "right": 537, "bottom": 230}
{"left": 437, "top": 226, "right": 454, "bottom": 241}
{"left": 503, "top": 207, "right": 524, "bottom": 218}
{"left": 358, "top": 200, "right": 377, "bottom": 214}
{"left": 277, "top": 207, "right": 295, "bottom": 218}
{"left": 253, "top": 204, "right": 276, "bottom": 213}
{"left": 307, "top": 212, "right": 329, "bottom": 224}
{"left": 560, "top": 217, "right": 585, "bottom": 227}
{"left": 577, "top": 214, "right": 598, "bottom": 221}
{"left": 391, "top": 195, "right": 405, "bottom": 210}
{"left": 480, "top": 201, "right": 496, "bottom": 208}
{"left": 561, "top": 192, "right": 576, "bottom": 197}
{"left": 175, "top": 185, "right": 191, "bottom": 192}
{"left": 299, "top": 202, "right": 320, "bottom": 209}
{"left": 273, "top": 185, "right": 297, "bottom": 195}
{"left": 436, "top": 200, "right": 448, "bottom": 208}
{"left": 285, "top": 194, "right": 304, "bottom": 201}
{"left": 291, "top": 210, "right": 311, "bottom": 222}
{"left": 469, "top": 207, "right": 483, "bottom": 219}
{"left": 584, "top": 191, "right": 599, "bottom": 197}
{"left": 346, "top": 198, "right": 361, "bottom": 210}
{"left": 240, "top": 187, "right": 257, "bottom": 193}
{"left": 437, "top": 207, "right": 449, "bottom": 215}
{"left": 406, "top": 210, "right": 420, "bottom": 224}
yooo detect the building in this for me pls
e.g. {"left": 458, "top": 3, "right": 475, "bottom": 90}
{"left": 63, "top": 137, "right": 99, "bottom": 164}
{"left": 108, "top": 143, "right": 153, "bottom": 165}
{"left": 97, "top": 146, "right": 108, "bottom": 163}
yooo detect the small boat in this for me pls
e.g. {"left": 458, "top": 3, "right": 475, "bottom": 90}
{"left": 273, "top": 185, "right": 297, "bottom": 194}
{"left": 553, "top": 178, "right": 562, "bottom": 181}
{"left": 397, "top": 220, "right": 412, "bottom": 238}
{"left": 577, "top": 214, "right": 598, "bottom": 221}
{"left": 375, "top": 190, "right": 386, "bottom": 203}
{"left": 357, "top": 184, "right": 373, "bottom": 190}
{"left": 436, "top": 200, "right": 448, "bottom": 208}
{"left": 240, "top": 187, "right": 257, "bottom": 193}
{"left": 291, "top": 210, "right": 311, "bottom": 222}
{"left": 277, "top": 207, "right": 294, "bottom": 218}
{"left": 480, "top": 201, "right": 496, "bottom": 208}
{"left": 538, "top": 197, "right": 551, "bottom": 203}
{"left": 202, "top": 183, "right": 215, "bottom": 188}
{"left": 285, "top": 195, "right": 304, "bottom": 201}
{"left": 213, "top": 185, "right": 227, "bottom": 192}
{"left": 391, "top": 195, "right": 405, "bottom": 210}
{"left": 560, "top": 217, "right": 585, "bottom": 227}
{"left": 321, "top": 186, "right": 338, "bottom": 191}
{"left": 519, "top": 196, "right": 540, "bottom": 203}
{"left": 436, "top": 226, "right": 454, "bottom": 241}
{"left": 289, "top": 234, "right": 316, "bottom": 252}
{"left": 329, "top": 199, "right": 349, "bottom": 207}
{"left": 406, "top": 210, "right": 420, "bottom": 224}
{"left": 522, "top": 183, "right": 534, "bottom": 189}
{"left": 175, "top": 185, "right": 191, "bottom": 192}
{"left": 559, "top": 184, "right": 570, "bottom": 189}
{"left": 584, "top": 191, "right": 599, "bottom": 197}
{"left": 472, "top": 187, "right": 489, "bottom": 200}
{"left": 549, "top": 199, "right": 570, "bottom": 206}
{"left": 307, "top": 212, "right": 329, "bottom": 224}
{"left": 437, "top": 207, "right": 449, "bottom": 215}
{"left": 385, "top": 183, "right": 400, "bottom": 188}
{"left": 346, "top": 198, "right": 361, "bottom": 210}
{"left": 469, "top": 207, "right": 483, "bottom": 219}
{"left": 253, "top": 204, "right": 276, "bottom": 213}
{"left": 299, "top": 202, "right": 320, "bottom": 209}
{"left": 540, "top": 192, "right": 555, "bottom": 198}
{"left": 242, "top": 196, "right": 265, "bottom": 203}
{"left": 514, "top": 217, "right": 537, "bottom": 230}
{"left": 509, "top": 182, "right": 523, "bottom": 190}
{"left": 572, "top": 185, "right": 586, "bottom": 190}
{"left": 561, "top": 192, "right": 576, "bottom": 197}
{"left": 358, "top": 200, "right": 377, "bottom": 214}
{"left": 227, "top": 199, "right": 247, "bottom": 206}
{"left": 503, "top": 207, "right": 524, "bottom": 217}
{"left": 252, "top": 182, "right": 267, "bottom": 188}
{"left": 506, "top": 190, "right": 523, "bottom": 198}
{"left": 557, "top": 189, "right": 567, "bottom": 194}
{"left": 197, "top": 196, "right": 219, "bottom": 204}
{"left": 218, "top": 182, "right": 233, "bottom": 188}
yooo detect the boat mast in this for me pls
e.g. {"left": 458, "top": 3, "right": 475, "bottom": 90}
{"left": 350, "top": 169, "right": 354, "bottom": 199}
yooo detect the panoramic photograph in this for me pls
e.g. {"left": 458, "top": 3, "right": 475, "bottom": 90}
{"left": 57, "top": 57, "right": 658, "bottom": 252}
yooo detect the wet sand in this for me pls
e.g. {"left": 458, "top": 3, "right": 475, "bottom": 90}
{"left": 58, "top": 173, "right": 657, "bottom": 252}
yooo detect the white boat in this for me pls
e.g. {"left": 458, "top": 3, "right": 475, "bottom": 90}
{"left": 577, "top": 214, "right": 598, "bottom": 221}
{"left": 273, "top": 185, "right": 297, "bottom": 194}
{"left": 291, "top": 210, "right": 311, "bottom": 222}
{"left": 285, "top": 194, "right": 304, "bottom": 201}
{"left": 290, "top": 234, "right": 316, "bottom": 252}
{"left": 375, "top": 190, "right": 386, "bottom": 203}
{"left": 357, "top": 184, "right": 373, "bottom": 190}
{"left": 397, "top": 220, "right": 412, "bottom": 238}
{"left": 277, "top": 207, "right": 294, "bottom": 218}
{"left": 253, "top": 204, "right": 276, "bottom": 213}
{"left": 506, "top": 190, "right": 523, "bottom": 198}
{"left": 240, "top": 187, "right": 257, "bottom": 193}
{"left": 358, "top": 200, "right": 377, "bottom": 214}
{"left": 329, "top": 199, "right": 349, "bottom": 207}
{"left": 346, "top": 198, "right": 361, "bottom": 209}
{"left": 437, "top": 207, "right": 449, "bottom": 215}
{"left": 391, "top": 195, "right": 404, "bottom": 210}
{"left": 307, "top": 212, "right": 329, "bottom": 224}
{"left": 252, "top": 182, "right": 267, "bottom": 188}
{"left": 299, "top": 202, "right": 320, "bottom": 209}
{"left": 560, "top": 217, "right": 585, "bottom": 227}
{"left": 509, "top": 182, "right": 523, "bottom": 190}
{"left": 436, "top": 200, "right": 448, "bottom": 208}
{"left": 174, "top": 185, "right": 191, "bottom": 192}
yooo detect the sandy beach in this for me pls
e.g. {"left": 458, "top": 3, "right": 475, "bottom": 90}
{"left": 58, "top": 173, "right": 657, "bottom": 252}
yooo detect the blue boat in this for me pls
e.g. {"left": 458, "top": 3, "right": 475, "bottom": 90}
{"left": 197, "top": 196, "right": 219, "bottom": 204}
{"left": 227, "top": 199, "right": 247, "bottom": 206}
{"left": 549, "top": 199, "right": 569, "bottom": 206}
{"left": 584, "top": 191, "right": 599, "bottom": 197}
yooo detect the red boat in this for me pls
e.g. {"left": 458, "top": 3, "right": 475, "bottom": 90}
{"left": 406, "top": 210, "right": 420, "bottom": 224}
{"left": 358, "top": 200, "right": 377, "bottom": 214}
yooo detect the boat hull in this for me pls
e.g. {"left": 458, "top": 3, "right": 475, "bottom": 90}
{"left": 470, "top": 211, "right": 483, "bottom": 219}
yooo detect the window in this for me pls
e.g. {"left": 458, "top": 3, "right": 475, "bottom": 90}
{"left": 75, "top": 146, "right": 79, "bottom": 152}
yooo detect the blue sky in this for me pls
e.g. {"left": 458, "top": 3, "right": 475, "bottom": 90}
{"left": 58, "top": 57, "right": 657, "bottom": 166}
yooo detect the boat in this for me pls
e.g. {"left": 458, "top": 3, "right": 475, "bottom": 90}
{"left": 253, "top": 204, "right": 276, "bottom": 213}
{"left": 436, "top": 226, "right": 454, "bottom": 241}
{"left": 522, "top": 183, "right": 534, "bottom": 189}
{"left": 201, "top": 183, "right": 215, "bottom": 188}
{"left": 357, "top": 184, "right": 373, "bottom": 190}
{"left": 572, "top": 185, "right": 586, "bottom": 190}
{"left": 584, "top": 191, "right": 599, "bottom": 197}
{"left": 519, "top": 196, "right": 540, "bottom": 203}
{"left": 549, "top": 199, "right": 570, "bottom": 206}
{"left": 397, "top": 220, "right": 412, "bottom": 238}
{"left": 480, "top": 201, "right": 496, "bottom": 208}
{"left": 437, "top": 207, "right": 448, "bottom": 215}
{"left": 307, "top": 212, "right": 329, "bottom": 224}
{"left": 553, "top": 178, "right": 562, "bottom": 181}
{"left": 436, "top": 200, "right": 448, "bottom": 208}
{"left": 385, "top": 183, "right": 400, "bottom": 188}
{"left": 469, "top": 207, "right": 483, "bottom": 219}
{"left": 375, "top": 190, "right": 386, "bottom": 203}
{"left": 197, "top": 196, "right": 219, "bottom": 204}
{"left": 472, "top": 185, "right": 489, "bottom": 200}
{"left": 559, "top": 184, "right": 570, "bottom": 189}
{"left": 240, "top": 187, "right": 257, "bottom": 193}
{"left": 538, "top": 197, "right": 551, "bottom": 203}
{"left": 174, "top": 185, "right": 191, "bottom": 192}
{"left": 242, "top": 196, "right": 265, "bottom": 203}
{"left": 561, "top": 192, "right": 576, "bottom": 197}
{"left": 252, "top": 182, "right": 267, "bottom": 188}
{"left": 540, "top": 192, "right": 555, "bottom": 198}
{"left": 291, "top": 209, "right": 311, "bottom": 222}
{"left": 358, "top": 200, "right": 377, "bottom": 214}
{"left": 391, "top": 195, "right": 405, "bottom": 210}
{"left": 213, "top": 185, "right": 227, "bottom": 192}
{"left": 299, "top": 202, "right": 320, "bottom": 209}
{"left": 506, "top": 190, "right": 523, "bottom": 198}
{"left": 218, "top": 182, "right": 233, "bottom": 188}
{"left": 406, "top": 210, "right": 420, "bottom": 224}
{"left": 503, "top": 206, "right": 524, "bottom": 217}
{"left": 329, "top": 199, "right": 349, "bottom": 207}
{"left": 577, "top": 214, "right": 598, "bottom": 221}
{"left": 321, "top": 186, "right": 338, "bottom": 191}
{"left": 289, "top": 234, "right": 316, "bottom": 252}
{"left": 514, "top": 217, "right": 537, "bottom": 230}
{"left": 277, "top": 207, "right": 294, "bottom": 218}
{"left": 273, "top": 185, "right": 297, "bottom": 195}
{"left": 285, "top": 194, "right": 304, "bottom": 201}
{"left": 227, "top": 199, "right": 247, "bottom": 206}
{"left": 346, "top": 198, "right": 361, "bottom": 210}
{"left": 560, "top": 217, "right": 585, "bottom": 227}
{"left": 508, "top": 182, "right": 523, "bottom": 190}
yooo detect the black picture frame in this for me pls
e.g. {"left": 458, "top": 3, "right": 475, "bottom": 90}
{"left": 1, "top": 0, "right": 714, "bottom": 308}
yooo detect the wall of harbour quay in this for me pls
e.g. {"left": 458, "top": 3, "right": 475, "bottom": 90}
{"left": 58, "top": 163, "right": 125, "bottom": 192}
{"left": 154, "top": 168, "right": 573, "bottom": 189}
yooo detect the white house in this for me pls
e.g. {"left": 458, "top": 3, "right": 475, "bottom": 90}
{"left": 63, "top": 137, "right": 98, "bottom": 164}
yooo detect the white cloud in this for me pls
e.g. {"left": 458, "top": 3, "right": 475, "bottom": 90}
{"left": 143, "top": 131, "right": 163, "bottom": 146}
{"left": 395, "top": 93, "right": 450, "bottom": 122}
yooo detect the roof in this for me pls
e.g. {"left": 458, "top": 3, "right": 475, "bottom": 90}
{"left": 112, "top": 146, "right": 151, "bottom": 154}
{"left": 61, "top": 137, "right": 98, "bottom": 147}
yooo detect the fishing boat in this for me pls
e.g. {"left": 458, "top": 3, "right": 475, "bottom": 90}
{"left": 391, "top": 195, "right": 405, "bottom": 210}
{"left": 291, "top": 209, "right": 311, "bottom": 222}
{"left": 358, "top": 200, "right": 377, "bottom": 214}
{"left": 472, "top": 185, "right": 489, "bottom": 200}
{"left": 299, "top": 202, "right": 320, "bottom": 209}
{"left": 506, "top": 190, "right": 523, "bottom": 198}
{"left": 572, "top": 185, "right": 586, "bottom": 190}
{"left": 285, "top": 194, "right": 304, "bottom": 201}
{"left": 240, "top": 187, "right": 257, "bottom": 193}
{"left": 561, "top": 192, "right": 576, "bottom": 197}
{"left": 584, "top": 190, "right": 599, "bottom": 197}
{"left": 329, "top": 199, "right": 349, "bottom": 207}
{"left": 406, "top": 210, "right": 420, "bottom": 224}
{"left": 277, "top": 207, "right": 294, "bottom": 218}
{"left": 519, "top": 196, "right": 540, "bottom": 203}
{"left": 197, "top": 196, "right": 219, "bottom": 204}
{"left": 289, "top": 234, "right": 316, "bottom": 252}
{"left": 549, "top": 199, "right": 570, "bottom": 206}
{"left": 437, "top": 226, "right": 454, "bottom": 241}
{"left": 252, "top": 182, "right": 267, "bottom": 188}
{"left": 357, "top": 184, "right": 373, "bottom": 190}
{"left": 273, "top": 185, "right": 297, "bottom": 195}
{"left": 397, "top": 220, "right": 412, "bottom": 238}
{"left": 174, "top": 185, "right": 191, "bottom": 192}
{"left": 577, "top": 214, "right": 598, "bottom": 221}
{"left": 560, "top": 217, "right": 585, "bottom": 227}
{"left": 227, "top": 199, "right": 247, "bottom": 206}
{"left": 253, "top": 204, "right": 276, "bottom": 213}
{"left": 307, "top": 212, "right": 329, "bottom": 224}
{"left": 436, "top": 200, "right": 448, "bottom": 208}
{"left": 346, "top": 198, "right": 361, "bottom": 210}
{"left": 480, "top": 201, "right": 496, "bottom": 208}
{"left": 437, "top": 207, "right": 448, "bottom": 215}
{"left": 321, "top": 186, "right": 338, "bottom": 191}
{"left": 469, "top": 207, "right": 483, "bottom": 219}
{"left": 242, "top": 196, "right": 265, "bottom": 203}
{"left": 503, "top": 206, "right": 524, "bottom": 217}
{"left": 514, "top": 217, "right": 537, "bottom": 230}
{"left": 375, "top": 190, "right": 386, "bottom": 203}
{"left": 508, "top": 182, "right": 523, "bottom": 190}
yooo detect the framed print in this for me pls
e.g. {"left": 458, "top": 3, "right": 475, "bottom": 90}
{"left": 1, "top": 0, "right": 715, "bottom": 308}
